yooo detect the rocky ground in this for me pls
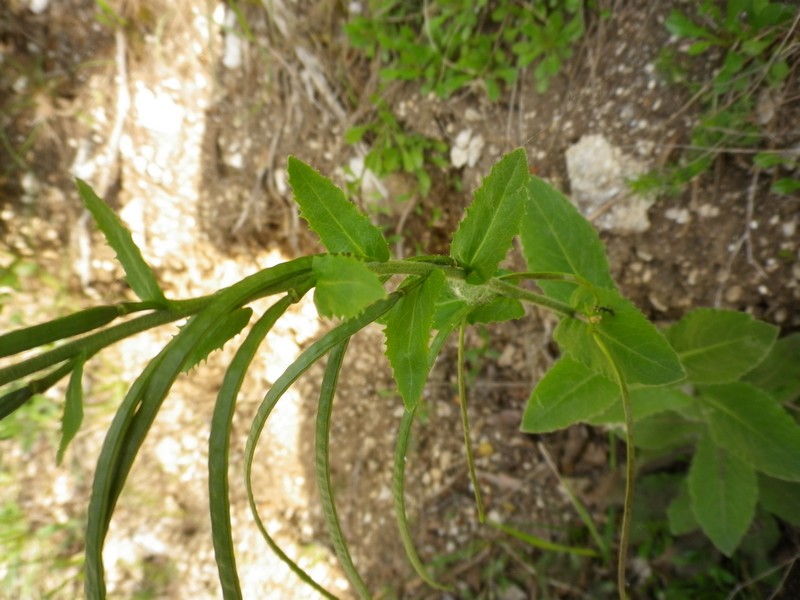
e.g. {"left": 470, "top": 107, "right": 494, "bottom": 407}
{"left": 0, "top": 0, "right": 798, "bottom": 599}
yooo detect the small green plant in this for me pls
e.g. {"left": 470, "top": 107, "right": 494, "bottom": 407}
{"left": 345, "top": 98, "right": 448, "bottom": 198}
{"left": 1, "top": 148, "right": 798, "bottom": 599}
{"left": 343, "top": 1, "right": 588, "bottom": 198}
{"left": 345, "top": 0, "right": 586, "bottom": 99}
{"left": 523, "top": 307, "right": 800, "bottom": 552}
{"left": 633, "top": 0, "right": 799, "bottom": 196}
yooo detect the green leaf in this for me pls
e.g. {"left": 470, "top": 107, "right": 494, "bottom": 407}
{"left": 588, "top": 385, "right": 692, "bottom": 425}
{"left": 753, "top": 152, "right": 794, "bottom": 169}
{"left": 76, "top": 179, "right": 167, "bottom": 305}
{"left": 432, "top": 291, "right": 470, "bottom": 331}
{"left": 555, "top": 287, "right": 685, "bottom": 386}
{"left": 521, "top": 356, "right": 619, "bottom": 433}
{"left": 667, "top": 481, "right": 699, "bottom": 535}
{"left": 0, "top": 305, "right": 120, "bottom": 359}
{"left": 758, "top": 474, "right": 800, "bottom": 526}
{"left": 689, "top": 433, "right": 757, "bottom": 556}
{"left": 687, "top": 40, "right": 714, "bottom": 55}
{"left": 56, "top": 356, "right": 86, "bottom": 466}
{"left": 768, "top": 60, "right": 790, "bottom": 84}
{"left": 450, "top": 148, "right": 528, "bottom": 283}
{"left": 629, "top": 411, "right": 703, "bottom": 451}
{"left": 384, "top": 271, "right": 445, "bottom": 409}
{"left": 744, "top": 332, "right": 800, "bottom": 403}
{"left": 344, "top": 125, "right": 369, "bottom": 144}
{"left": 665, "top": 10, "right": 715, "bottom": 39}
{"left": 288, "top": 157, "right": 390, "bottom": 261}
{"left": 665, "top": 309, "right": 778, "bottom": 384}
{"left": 520, "top": 176, "right": 616, "bottom": 303}
{"left": 771, "top": 178, "right": 800, "bottom": 195}
{"left": 312, "top": 255, "right": 387, "bottom": 319}
{"left": 182, "top": 308, "right": 252, "bottom": 373}
{"left": 698, "top": 382, "right": 800, "bottom": 482}
{"left": 467, "top": 296, "right": 524, "bottom": 324}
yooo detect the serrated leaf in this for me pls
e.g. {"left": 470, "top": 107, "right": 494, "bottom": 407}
{"left": 76, "top": 179, "right": 167, "bottom": 305}
{"left": 588, "top": 385, "right": 692, "bottom": 425}
{"left": 667, "top": 481, "right": 699, "bottom": 536}
{"left": 288, "top": 157, "right": 390, "bottom": 261}
{"left": 450, "top": 148, "right": 528, "bottom": 283}
{"left": 467, "top": 296, "right": 524, "bottom": 324}
{"left": 554, "top": 287, "right": 685, "bottom": 385}
{"left": 312, "top": 255, "right": 386, "bottom": 319}
{"left": 665, "top": 309, "right": 778, "bottom": 384}
{"left": 182, "top": 308, "right": 253, "bottom": 373}
{"left": 56, "top": 357, "right": 85, "bottom": 466}
{"left": 520, "top": 175, "right": 616, "bottom": 303}
{"left": 745, "top": 332, "right": 800, "bottom": 403}
{"left": 758, "top": 474, "right": 800, "bottom": 526}
{"left": 698, "top": 382, "right": 800, "bottom": 482}
{"left": 521, "top": 356, "right": 618, "bottom": 433}
{"left": 384, "top": 271, "right": 445, "bottom": 409}
{"left": 689, "top": 433, "right": 757, "bottom": 556}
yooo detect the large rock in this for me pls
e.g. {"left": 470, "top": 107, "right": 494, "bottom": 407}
{"left": 565, "top": 134, "right": 655, "bottom": 233}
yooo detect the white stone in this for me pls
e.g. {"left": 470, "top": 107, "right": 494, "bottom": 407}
{"left": 222, "top": 9, "right": 243, "bottom": 69}
{"left": 565, "top": 134, "right": 656, "bottom": 233}
{"left": 26, "top": 0, "right": 49, "bottom": 14}
{"left": 450, "top": 129, "right": 484, "bottom": 168}
{"left": 134, "top": 84, "right": 184, "bottom": 134}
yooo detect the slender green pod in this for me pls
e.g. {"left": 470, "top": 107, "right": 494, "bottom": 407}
{"left": 85, "top": 258, "right": 314, "bottom": 600}
{"left": 244, "top": 293, "right": 401, "bottom": 599}
{"left": 392, "top": 407, "right": 451, "bottom": 592}
{"left": 316, "top": 340, "right": 371, "bottom": 599}
{"left": 0, "top": 298, "right": 210, "bottom": 387}
{"left": 0, "top": 306, "right": 121, "bottom": 359}
{"left": 0, "top": 360, "right": 76, "bottom": 420}
{"left": 208, "top": 292, "right": 304, "bottom": 600}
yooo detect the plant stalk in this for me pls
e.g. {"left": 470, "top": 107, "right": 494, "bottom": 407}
{"left": 592, "top": 333, "right": 634, "bottom": 600}
{"left": 457, "top": 323, "right": 485, "bottom": 523}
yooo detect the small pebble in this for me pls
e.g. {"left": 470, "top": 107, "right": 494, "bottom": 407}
{"left": 725, "top": 285, "right": 743, "bottom": 303}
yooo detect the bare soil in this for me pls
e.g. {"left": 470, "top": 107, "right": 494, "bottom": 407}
{"left": 1, "top": 1, "right": 798, "bottom": 599}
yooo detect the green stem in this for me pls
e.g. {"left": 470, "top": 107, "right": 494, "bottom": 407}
{"left": 494, "top": 271, "right": 591, "bottom": 288}
{"left": 367, "top": 259, "right": 465, "bottom": 280}
{"left": 592, "top": 333, "right": 634, "bottom": 600}
{"left": 487, "top": 278, "right": 575, "bottom": 318}
{"left": 367, "top": 259, "right": 576, "bottom": 318}
{"left": 457, "top": 323, "right": 485, "bottom": 523}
